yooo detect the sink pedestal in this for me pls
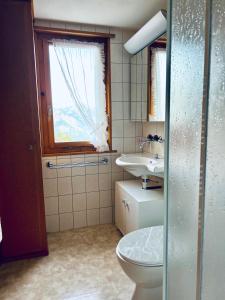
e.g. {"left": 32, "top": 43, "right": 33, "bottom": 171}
{"left": 141, "top": 176, "right": 162, "bottom": 190}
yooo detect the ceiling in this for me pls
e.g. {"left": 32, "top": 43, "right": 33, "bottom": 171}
{"left": 33, "top": 0, "right": 167, "bottom": 30}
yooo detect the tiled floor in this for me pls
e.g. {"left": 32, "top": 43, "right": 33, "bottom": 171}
{"left": 0, "top": 225, "right": 134, "bottom": 300}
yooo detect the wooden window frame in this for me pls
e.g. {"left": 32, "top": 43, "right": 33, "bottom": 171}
{"left": 35, "top": 27, "right": 114, "bottom": 156}
{"left": 148, "top": 38, "right": 167, "bottom": 117}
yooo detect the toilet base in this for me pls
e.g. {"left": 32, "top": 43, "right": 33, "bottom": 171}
{"left": 132, "top": 285, "right": 162, "bottom": 300}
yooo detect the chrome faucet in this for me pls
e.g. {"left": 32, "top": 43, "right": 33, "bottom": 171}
{"left": 138, "top": 134, "right": 165, "bottom": 150}
{"left": 139, "top": 139, "right": 151, "bottom": 149}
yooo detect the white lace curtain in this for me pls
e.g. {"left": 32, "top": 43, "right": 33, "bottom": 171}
{"left": 52, "top": 39, "right": 109, "bottom": 152}
{"left": 151, "top": 47, "right": 166, "bottom": 122}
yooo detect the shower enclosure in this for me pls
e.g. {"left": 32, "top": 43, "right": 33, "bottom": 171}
{"left": 165, "top": 0, "right": 225, "bottom": 299}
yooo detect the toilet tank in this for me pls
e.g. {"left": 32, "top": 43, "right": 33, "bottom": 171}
{"left": 115, "top": 180, "right": 164, "bottom": 235}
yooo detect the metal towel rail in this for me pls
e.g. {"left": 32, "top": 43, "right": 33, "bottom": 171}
{"left": 47, "top": 157, "right": 109, "bottom": 169}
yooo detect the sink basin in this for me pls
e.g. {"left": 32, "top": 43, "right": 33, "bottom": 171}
{"left": 116, "top": 153, "right": 164, "bottom": 177}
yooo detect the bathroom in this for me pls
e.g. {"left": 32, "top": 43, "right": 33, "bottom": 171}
{"left": 1, "top": 0, "right": 225, "bottom": 300}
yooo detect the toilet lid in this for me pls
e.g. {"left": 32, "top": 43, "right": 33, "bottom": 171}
{"left": 117, "top": 226, "right": 163, "bottom": 267}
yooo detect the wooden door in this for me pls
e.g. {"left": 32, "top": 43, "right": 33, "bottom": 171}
{"left": 0, "top": 0, "right": 48, "bottom": 260}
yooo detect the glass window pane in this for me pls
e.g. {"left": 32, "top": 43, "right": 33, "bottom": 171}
{"left": 49, "top": 44, "right": 95, "bottom": 143}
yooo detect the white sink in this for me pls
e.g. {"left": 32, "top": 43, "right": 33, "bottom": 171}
{"left": 116, "top": 153, "right": 164, "bottom": 177}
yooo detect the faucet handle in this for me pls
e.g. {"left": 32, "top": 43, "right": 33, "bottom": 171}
{"left": 148, "top": 134, "right": 165, "bottom": 143}
{"left": 147, "top": 134, "right": 154, "bottom": 141}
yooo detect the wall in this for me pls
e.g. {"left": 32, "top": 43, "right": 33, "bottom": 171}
{"left": 35, "top": 19, "right": 165, "bottom": 232}
{"left": 35, "top": 19, "right": 145, "bottom": 232}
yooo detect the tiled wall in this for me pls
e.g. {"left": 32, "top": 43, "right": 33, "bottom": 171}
{"left": 35, "top": 19, "right": 165, "bottom": 232}
{"left": 35, "top": 19, "right": 143, "bottom": 232}
{"left": 42, "top": 153, "right": 135, "bottom": 232}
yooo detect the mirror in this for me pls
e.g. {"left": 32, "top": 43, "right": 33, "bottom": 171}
{"left": 130, "top": 39, "right": 166, "bottom": 122}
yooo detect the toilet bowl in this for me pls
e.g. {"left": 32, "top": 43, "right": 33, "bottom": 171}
{"left": 116, "top": 226, "right": 163, "bottom": 300}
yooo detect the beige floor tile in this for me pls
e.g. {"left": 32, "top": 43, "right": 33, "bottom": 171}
{"left": 0, "top": 225, "right": 134, "bottom": 300}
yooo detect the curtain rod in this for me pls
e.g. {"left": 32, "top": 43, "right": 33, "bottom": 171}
{"left": 34, "top": 26, "right": 115, "bottom": 39}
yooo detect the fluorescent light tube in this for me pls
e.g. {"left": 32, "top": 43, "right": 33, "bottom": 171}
{"left": 124, "top": 10, "right": 167, "bottom": 55}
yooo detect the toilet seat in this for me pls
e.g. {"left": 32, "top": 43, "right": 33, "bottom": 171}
{"left": 117, "top": 226, "right": 163, "bottom": 267}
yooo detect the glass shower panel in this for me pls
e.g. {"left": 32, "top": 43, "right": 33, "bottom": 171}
{"left": 201, "top": 0, "right": 225, "bottom": 299}
{"left": 166, "top": 0, "right": 206, "bottom": 299}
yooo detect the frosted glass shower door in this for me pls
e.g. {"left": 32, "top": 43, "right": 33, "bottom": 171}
{"left": 201, "top": 0, "right": 225, "bottom": 299}
{"left": 165, "top": 0, "right": 207, "bottom": 299}
{"left": 165, "top": 0, "right": 225, "bottom": 299}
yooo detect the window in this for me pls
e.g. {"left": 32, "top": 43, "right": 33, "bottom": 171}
{"left": 35, "top": 28, "right": 112, "bottom": 155}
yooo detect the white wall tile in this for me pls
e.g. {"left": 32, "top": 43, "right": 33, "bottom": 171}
{"left": 72, "top": 176, "right": 86, "bottom": 194}
{"left": 86, "top": 174, "right": 99, "bottom": 192}
{"left": 87, "top": 191, "right": 100, "bottom": 209}
{"left": 87, "top": 209, "right": 100, "bottom": 226}
{"left": 34, "top": 19, "right": 51, "bottom": 27}
{"left": 111, "top": 190, "right": 115, "bottom": 207}
{"left": 81, "top": 24, "right": 96, "bottom": 32}
{"left": 131, "top": 54, "right": 137, "bottom": 64}
{"left": 74, "top": 211, "right": 87, "bottom": 228}
{"left": 46, "top": 215, "right": 59, "bottom": 233}
{"left": 95, "top": 25, "right": 110, "bottom": 33}
{"left": 111, "top": 63, "right": 123, "bottom": 83}
{"left": 100, "top": 207, "right": 112, "bottom": 224}
{"left": 111, "top": 82, "right": 123, "bottom": 102}
{"left": 50, "top": 21, "right": 66, "bottom": 29}
{"left": 135, "top": 122, "right": 143, "bottom": 136}
{"left": 123, "top": 102, "right": 130, "bottom": 120}
{"left": 111, "top": 44, "right": 123, "bottom": 63}
{"left": 43, "top": 178, "right": 58, "bottom": 197}
{"left": 112, "top": 138, "right": 124, "bottom": 153}
{"left": 58, "top": 177, "right": 72, "bottom": 195}
{"left": 99, "top": 173, "right": 112, "bottom": 191}
{"left": 112, "top": 120, "right": 124, "bottom": 138}
{"left": 73, "top": 193, "right": 87, "bottom": 211}
{"left": 44, "top": 197, "right": 58, "bottom": 215}
{"left": 122, "top": 48, "right": 130, "bottom": 64}
{"left": 59, "top": 213, "right": 73, "bottom": 231}
{"left": 59, "top": 195, "right": 73, "bottom": 213}
{"left": 123, "top": 64, "right": 130, "bottom": 83}
{"left": 137, "top": 84, "right": 142, "bottom": 99}
{"left": 100, "top": 190, "right": 112, "bottom": 208}
{"left": 124, "top": 138, "right": 136, "bottom": 153}
{"left": 123, "top": 120, "right": 136, "bottom": 137}
{"left": 131, "top": 65, "right": 137, "bottom": 84}
{"left": 131, "top": 83, "right": 137, "bottom": 101}
{"left": 123, "top": 83, "right": 130, "bottom": 101}
{"left": 65, "top": 22, "right": 81, "bottom": 30}
{"left": 112, "top": 102, "right": 123, "bottom": 120}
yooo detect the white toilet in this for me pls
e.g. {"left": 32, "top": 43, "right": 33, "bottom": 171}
{"left": 116, "top": 225, "right": 163, "bottom": 300}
